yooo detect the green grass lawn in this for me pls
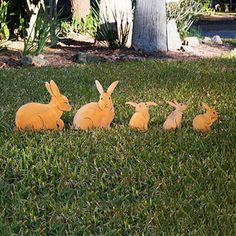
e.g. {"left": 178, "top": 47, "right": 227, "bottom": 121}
{"left": 0, "top": 59, "right": 236, "bottom": 235}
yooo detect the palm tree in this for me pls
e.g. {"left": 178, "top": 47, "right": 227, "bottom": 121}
{"left": 70, "top": 0, "right": 90, "bottom": 19}
{"left": 132, "top": 0, "right": 167, "bottom": 52}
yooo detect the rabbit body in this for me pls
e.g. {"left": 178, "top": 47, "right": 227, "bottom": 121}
{"left": 73, "top": 80, "right": 119, "bottom": 130}
{"left": 163, "top": 100, "right": 187, "bottom": 131}
{"left": 193, "top": 102, "right": 218, "bottom": 133}
{"left": 126, "top": 102, "right": 157, "bottom": 132}
{"left": 129, "top": 110, "right": 149, "bottom": 132}
{"left": 163, "top": 110, "right": 183, "bottom": 130}
{"left": 15, "top": 80, "right": 71, "bottom": 131}
{"left": 73, "top": 102, "right": 115, "bottom": 130}
{"left": 16, "top": 102, "right": 63, "bottom": 131}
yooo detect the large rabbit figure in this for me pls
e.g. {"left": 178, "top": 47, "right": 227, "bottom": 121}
{"left": 193, "top": 102, "right": 218, "bottom": 133}
{"left": 163, "top": 99, "right": 187, "bottom": 131}
{"left": 126, "top": 101, "right": 157, "bottom": 132}
{"left": 73, "top": 80, "right": 119, "bottom": 130}
{"left": 15, "top": 80, "right": 72, "bottom": 131}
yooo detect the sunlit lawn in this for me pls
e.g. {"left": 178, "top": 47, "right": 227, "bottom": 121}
{"left": 0, "top": 59, "right": 235, "bottom": 235}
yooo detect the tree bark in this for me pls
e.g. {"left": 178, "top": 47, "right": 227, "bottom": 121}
{"left": 132, "top": 0, "right": 167, "bottom": 53}
{"left": 70, "top": 0, "right": 90, "bottom": 19}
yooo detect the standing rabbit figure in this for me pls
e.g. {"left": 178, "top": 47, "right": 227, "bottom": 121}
{"left": 193, "top": 102, "right": 218, "bottom": 133}
{"left": 126, "top": 102, "right": 157, "bottom": 132}
{"left": 73, "top": 80, "right": 119, "bottom": 130}
{"left": 163, "top": 99, "right": 187, "bottom": 131}
{"left": 15, "top": 80, "right": 72, "bottom": 131}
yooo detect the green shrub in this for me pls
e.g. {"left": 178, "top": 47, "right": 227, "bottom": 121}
{"left": 58, "top": 20, "right": 72, "bottom": 36}
{"left": 97, "top": 3, "right": 133, "bottom": 49}
{"left": 23, "top": 9, "right": 53, "bottom": 56}
{"left": 0, "top": 1, "right": 10, "bottom": 41}
{"left": 167, "top": 0, "right": 204, "bottom": 37}
{"left": 80, "top": 8, "right": 99, "bottom": 37}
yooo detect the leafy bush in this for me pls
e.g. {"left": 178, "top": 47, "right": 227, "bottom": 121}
{"left": 23, "top": 9, "right": 55, "bottom": 56}
{"left": 80, "top": 7, "right": 99, "bottom": 37}
{"left": 167, "top": 0, "right": 204, "bottom": 37}
{"left": 71, "top": 16, "right": 80, "bottom": 33}
{"left": 0, "top": 1, "right": 10, "bottom": 41}
{"left": 97, "top": 2, "right": 133, "bottom": 49}
{"left": 58, "top": 20, "right": 72, "bottom": 36}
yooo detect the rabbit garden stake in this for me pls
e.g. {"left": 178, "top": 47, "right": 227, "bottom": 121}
{"left": 15, "top": 80, "right": 72, "bottom": 131}
{"left": 126, "top": 102, "right": 157, "bottom": 132}
{"left": 73, "top": 80, "right": 119, "bottom": 130}
{"left": 163, "top": 99, "right": 187, "bottom": 131}
{"left": 193, "top": 102, "right": 218, "bottom": 133}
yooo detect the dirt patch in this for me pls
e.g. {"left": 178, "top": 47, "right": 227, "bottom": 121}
{"left": 0, "top": 33, "right": 234, "bottom": 68}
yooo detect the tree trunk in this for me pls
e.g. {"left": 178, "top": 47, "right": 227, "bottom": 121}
{"left": 70, "top": 0, "right": 90, "bottom": 19}
{"left": 132, "top": 0, "right": 167, "bottom": 53}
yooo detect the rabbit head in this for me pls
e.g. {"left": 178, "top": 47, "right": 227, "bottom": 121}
{"left": 126, "top": 102, "right": 157, "bottom": 112}
{"left": 45, "top": 80, "right": 72, "bottom": 111}
{"left": 166, "top": 99, "right": 187, "bottom": 112}
{"left": 202, "top": 102, "right": 218, "bottom": 122}
{"left": 95, "top": 80, "right": 119, "bottom": 110}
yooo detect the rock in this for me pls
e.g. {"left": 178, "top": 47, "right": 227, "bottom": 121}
{"left": 123, "top": 55, "right": 146, "bottom": 61}
{"left": 76, "top": 52, "right": 103, "bottom": 63}
{"left": 21, "top": 56, "right": 33, "bottom": 67}
{"left": 202, "top": 37, "right": 212, "bottom": 44}
{"left": 184, "top": 37, "right": 200, "bottom": 47}
{"left": 21, "top": 55, "right": 48, "bottom": 67}
{"left": 181, "top": 45, "right": 201, "bottom": 57}
{"left": 212, "top": 35, "right": 223, "bottom": 45}
{"left": 167, "top": 19, "right": 182, "bottom": 51}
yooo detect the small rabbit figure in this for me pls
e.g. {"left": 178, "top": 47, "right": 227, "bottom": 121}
{"left": 163, "top": 99, "right": 187, "bottom": 131}
{"left": 125, "top": 102, "right": 157, "bottom": 132}
{"left": 73, "top": 80, "right": 119, "bottom": 130}
{"left": 193, "top": 102, "right": 218, "bottom": 133}
{"left": 15, "top": 80, "right": 72, "bottom": 131}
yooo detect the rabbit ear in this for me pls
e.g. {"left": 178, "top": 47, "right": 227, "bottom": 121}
{"left": 50, "top": 80, "right": 61, "bottom": 97}
{"left": 202, "top": 102, "right": 211, "bottom": 110}
{"left": 166, "top": 101, "right": 177, "bottom": 108}
{"left": 172, "top": 99, "right": 178, "bottom": 105}
{"left": 146, "top": 102, "right": 157, "bottom": 107}
{"left": 45, "top": 82, "right": 54, "bottom": 97}
{"left": 126, "top": 102, "right": 138, "bottom": 108}
{"left": 107, "top": 81, "right": 119, "bottom": 94}
{"left": 95, "top": 80, "right": 104, "bottom": 95}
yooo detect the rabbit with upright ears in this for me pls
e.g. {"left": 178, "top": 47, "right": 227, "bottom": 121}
{"left": 163, "top": 99, "right": 187, "bottom": 131}
{"left": 126, "top": 101, "right": 157, "bottom": 132}
{"left": 73, "top": 80, "right": 119, "bottom": 130}
{"left": 15, "top": 80, "right": 72, "bottom": 131}
{"left": 193, "top": 102, "right": 218, "bottom": 133}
